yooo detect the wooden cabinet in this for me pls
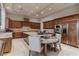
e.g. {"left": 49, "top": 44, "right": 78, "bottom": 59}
{"left": 61, "top": 21, "right": 77, "bottom": 47}
{"left": 61, "top": 23, "right": 69, "bottom": 44}
{"left": 23, "top": 18, "right": 30, "bottom": 27}
{"left": 8, "top": 19, "right": 22, "bottom": 28}
{"left": 43, "top": 14, "right": 78, "bottom": 29}
{"left": 13, "top": 32, "right": 23, "bottom": 38}
{"left": 43, "top": 14, "right": 79, "bottom": 47}
{"left": 43, "top": 20, "right": 54, "bottom": 29}
{"left": 23, "top": 21, "right": 30, "bottom": 27}
{"left": 68, "top": 21, "right": 77, "bottom": 47}
{"left": 23, "top": 21, "right": 40, "bottom": 29}
{"left": 8, "top": 18, "right": 40, "bottom": 29}
{"left": 4, "top": 38, "right": 12, "bottom": 53}
{"left": 29, "top": 22, "right": 40, "bottom": 29}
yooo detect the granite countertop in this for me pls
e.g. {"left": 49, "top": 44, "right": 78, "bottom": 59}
{"left": 0, "top": 28, "right": 13, "bottom": 32}
{"left": 9, "top": 28, "right": 38, "bottom": 32}
{"left": 0, "top": 32, "right": 12, "bottom": 39}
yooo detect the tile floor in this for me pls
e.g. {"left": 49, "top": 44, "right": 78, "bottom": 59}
{"left": 3, "top": 38, "right": 79, "bottom": 56}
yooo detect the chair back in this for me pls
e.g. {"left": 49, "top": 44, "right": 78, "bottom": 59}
{"left": 56, "top": 33, "right": 61, "bottom": 43}
{"left": 28, "top": 36, "right": 41, "bottom": 52}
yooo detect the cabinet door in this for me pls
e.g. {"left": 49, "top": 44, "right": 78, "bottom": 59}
{"left": 62, "top": 23, "right": 69, "bottom": 44}
{"left": 8, "top": 19, "right": 22, "bottom": 28}
{"left": 68, "top": 21, "right": 77, "bottom": 47}
{"left": 13, "top": 32, "right": 23, "bottom": 38}
{"left": 14, "top": 21, "right": 22, "bottom": 28}
{"left": 23, "top": 21, "right": 29, "bottom": 27}
{"left": 4, "top": 39, "right": 12, "bottom": 53}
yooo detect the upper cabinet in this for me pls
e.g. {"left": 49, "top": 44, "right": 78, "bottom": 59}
{"left": 43, "top": 14, "right": 79, "bottom": 29}
{"left": 8, "top": 18, "right": 40, "bottom": 29}
{"left": 29, "top": 22, "right": 40, "bottom": 29}
{"left": 43, "top": 20, "right": 56, "bottom": 29}
{"left": 8, "top": 19, "right": 22, "bottom": 28}
{"left": 23, "top": 18, "right": 30, "bottom": 27}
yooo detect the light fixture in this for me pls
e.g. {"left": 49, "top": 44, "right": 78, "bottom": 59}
{"left": 6, "top": 6, "right": 11, "bottom": 10}
{"left": 35, "top": 6, "right": 39, "bottom": 10}
{"left": 18, "top": 5, "right": 22, "bottom": 8}
{"left": 36, "top": 14, "right": 39, "bottom": 16}
{"left": 31, "top": 10, "right": 34, "bottom": 13}
{"left": 41, "top": 11, "right": 44, "bottom": 14}
{"left": 49, "top": 8, "right": 52, "bottom": 10}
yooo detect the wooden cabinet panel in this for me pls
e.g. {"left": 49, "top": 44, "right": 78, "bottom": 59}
{"left": 61, "top": 23, "right": 69, "bottom": 44}
{"left": 8, "top": 19, "right": 22, "bottom": 28}
{"left": 29, "top": 22, "right": 40, "bottom": 29}
{"left": 34, "top": 23, "right": 40, "bottom": 29}
{"left": 43, "top": 20, "right": 54, "bottom": 29}
{"left": 61, "top": 21, "right": 78, "bottom": 47}
{"left": 43, "top": 14, "right": 78, "bottom": 29}
{"left": 4, "top": 39, "right": 12, "bottom": 53}
{"left": 8, "top": 18, "right": 40, "bottom": 29}
{"left": 23, "top": 21, "right": 30, "bottom": 27}
{"left": 13, "top": 32, "right": 23, "bottom": 38}
{"left": 68, "top": 21, "right": 77, "bottom": 47}
{"left": 24, "top": 18, "right": 29, "bottom": 22}
{"left": 23, "top": 18, "right": 30, "bottom": 27}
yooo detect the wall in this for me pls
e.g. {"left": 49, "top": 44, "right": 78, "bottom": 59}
{"left": 0, "top": 5, "right": 5, "bottom": 30}
{"left": 7, "top": 13, "right": 24, "bottom": 21}
{"left": 40, "top": 4, "right": 79, "bottom": 31}
{"left": 7, "top": 13, "right": 40, "bottom": 23}
{"left": 41, "top": 4, "right": 79, "bottom": 22}
{"left": 6, "top": 13, "right": 40, "bottom": 29}
{"left": 29, "top": 18, "right": 40, "bottom": 23}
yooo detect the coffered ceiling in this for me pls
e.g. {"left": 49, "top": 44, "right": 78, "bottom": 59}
{"left": 3, "top": 3, "right": 77, "bottom": 19}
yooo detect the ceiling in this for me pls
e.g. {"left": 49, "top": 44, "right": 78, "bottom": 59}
{"left": 3, "top": 3, "right": 77, "bottom": 19}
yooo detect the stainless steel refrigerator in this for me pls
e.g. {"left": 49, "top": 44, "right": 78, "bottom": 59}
{"left": 61, "top": 20, "right": 79, "bottom": 47}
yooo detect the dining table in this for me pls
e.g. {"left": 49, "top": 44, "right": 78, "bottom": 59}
{"left": 41, "top": 37, "right": 58, "bottom": 56}
{"left": 23, "top": 32, "right": 59, "bottom": 56}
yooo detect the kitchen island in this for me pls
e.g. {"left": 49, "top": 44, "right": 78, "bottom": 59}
{"left": 0, "top": 32, "right": 12, "bottom": 54}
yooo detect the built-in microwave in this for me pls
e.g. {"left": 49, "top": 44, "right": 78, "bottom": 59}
{"left": 55, "top": 24, "right": 62, "bottom": 34}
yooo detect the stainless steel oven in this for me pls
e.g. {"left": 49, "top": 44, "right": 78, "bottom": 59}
{"left": 55, "top": 24, "right": 62, "bottom": 34}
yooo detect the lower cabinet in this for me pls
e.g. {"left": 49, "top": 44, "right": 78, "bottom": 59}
{"left": 4, "top": 38, "right": 12, "bottom": 53}
{"left": 13, "top": 32, "right": 23, "bottom": 38}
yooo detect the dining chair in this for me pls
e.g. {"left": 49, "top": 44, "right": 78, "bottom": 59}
{"left": 28, "top": 35, "right": 44, "bottom": 56}
{"left": 55, "top": 33, "right": 61, "bottom": 51}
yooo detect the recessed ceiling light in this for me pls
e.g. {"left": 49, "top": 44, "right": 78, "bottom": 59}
{"left": 18, "top": 5, "right": 22, "bottom": 8}
{"left": 49, "top": 8, "right": 52, "bottom": 10}
{"left": 36, "top": 14, "right": 39, "bottom": 16}
{"left": 6, "top": 6, "right": 11, "bottom": 10}
{"left": 31, "top": 10, "right": 34, "bottom": 13}
{"left": 35, "top": 6, "right": 39, "bottom": 10}
{"left": 41, "top": 11, "right": 44, "bottom": 14}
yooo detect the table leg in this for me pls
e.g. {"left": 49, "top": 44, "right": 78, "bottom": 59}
{"left": 44, "top": 43, "right": 47, "bottom": 56}
{"left": 54, "top": 43, "right": 57, "bottom": 52}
